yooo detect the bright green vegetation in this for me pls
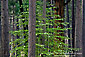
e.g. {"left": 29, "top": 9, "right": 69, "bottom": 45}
{"left": 9, "top": 0, "right": 78, "bottom": 57}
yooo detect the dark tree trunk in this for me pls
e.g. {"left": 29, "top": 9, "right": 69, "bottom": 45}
{"left": 19, "top": 0, "right": 23, "bottom": 12}
{"left": 72, "top": 0, "right": 75, "bottom": 51}
{"left": 16, "top": 0, "right": 20, "bottom": 39}
{"left": 66, "top": 0, "right": 70, "bottom": 47}
{"left": 28, "top": 0, "right": 36, "bottom": 57}
{"left": 19, "top": 0, "right": 28, "bottom": 43}
{"left": 1, "top": 0, "right": 9, "bottom": 57}
{"left": 82, "top": 0, "right": 85, "bottom": 57}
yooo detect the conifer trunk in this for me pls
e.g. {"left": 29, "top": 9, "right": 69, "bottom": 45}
{"left": 0, "top": 17, "right": 1, "bottom": 56}
{"left": 0, "top": 0, "right": 2, "bottom": 56}
{"left": 1, "top": 0, "right": 9, "bottom": 57}
{"left": 28, "top": 0, "right": 36, "bottom": 57}
{"left": 75, "top": 0, "right": 82, "bottom": 57}
{"left": 42, "top": 0, "right": 46, "bottom": 45}
{"left": 72, "top": 0, "right": 75, "bottom": 52}
{"left": 82, "top": 0, "right": 85, "bottom": 57}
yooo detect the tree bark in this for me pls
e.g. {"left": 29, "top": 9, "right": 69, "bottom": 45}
{"left": 66, "top": 0, "right": 70, "bottom": 47}
{"left": 82, "top": 0, "right": 85, "bottom": 57}
{"left": 75, "top": 0, "right": 82, "bottom": 57}
{"left": 28, "top": 0, "right": 36, "bottom": 57}
{"left": 72, "top": 0, "right": 75, "bottom": 51}
{"left": 0, "top": 0, "right": 2, "bottom": 56}
{"left": 42, "top": 0, "right": 46, "bottom": 45}
{"left": 1, "top": 0, "right": 9, "bottom": 57}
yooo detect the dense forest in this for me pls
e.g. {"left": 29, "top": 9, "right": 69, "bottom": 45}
{"left": 0, "top": 0, "right": 85, "bottom": 57}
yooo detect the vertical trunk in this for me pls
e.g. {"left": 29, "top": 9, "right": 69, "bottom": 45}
{"left": 54, "top": 0, "right": 64, "bottom": 37}
{"left": 66, "top": 2, "right": 71, "bottom": 57}
{"left": 54, "top": 0, "right": 64, "bottom": 56}
{"left": 42, "top": 0, "right": 46, "bottom": 45}
{"left": 16, "top": 0, "right": 19, "bottom": 55}
{"left": 12, "top": 5, "right": 16, "bottom": 57}
{"left": 28, "top": 0, "right": 36, "bottom": 57}
{"left": 41, "top": 0, "right": 46, "bottom": 56}
{"left": 55, "top": 0, "right": 64, "bottom": 18}
{"left": 16, "top": 0, "right": 19, "bottom": 39}
{"left": 1, "top": 0, "right": 9, "bottom": 57}
{"left": 19, "top": 0, "right": 28, "bottom": 46}
{"left": 75, "top": 0, "right": 82, "bottom": 57}
{"left": 54, "top": 0, "right": 64, "bottom": 38}
{"left": 72, "top": 0, "right": 75, "bottom": 51}
{"left": 66, "top": 0, "right": 70, "bottom": 47}
{"left": 82, "top": 0, "right": 85, "bottom": 57}
{"left": 19, "top": 0, "right": 23, "bottom": 12}
{"left": 0, "top": 0, "right": 2, "bottom": 56}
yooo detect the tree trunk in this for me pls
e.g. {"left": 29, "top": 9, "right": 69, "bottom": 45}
{"left": 54, "top": 0, "right": 64, "bottom": 39}
{"left": 19, "top": 0, "right": 23, "bottom": 12}
{"left": 82, "top": 0, "right": 85, "bottom": 57}
{"left": 75, "top": 0, "right": 82, "bottom": 57}
{"left": 72, "top": 0, "right": 75, "bottom": 53}
{"left": 41, "top": 0, "right": 46, "bottom": 45}
{"left": 1, "top": 0, "right": 9, "bottom": 57}
{"left": 54, "top": 0, "right": 64, "bottom": 56}
{"left": 66, "top": 0, "right": 70, "bottom": 47}
{"left": 0, "top": 0, "right": 2, "bottom": 56}
{"left": 28, "top": 0, "right": 36, "bottom": 57}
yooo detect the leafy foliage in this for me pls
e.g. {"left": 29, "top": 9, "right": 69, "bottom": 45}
{"left": 9, "top": 0, "right": 78, "bottom": 57}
